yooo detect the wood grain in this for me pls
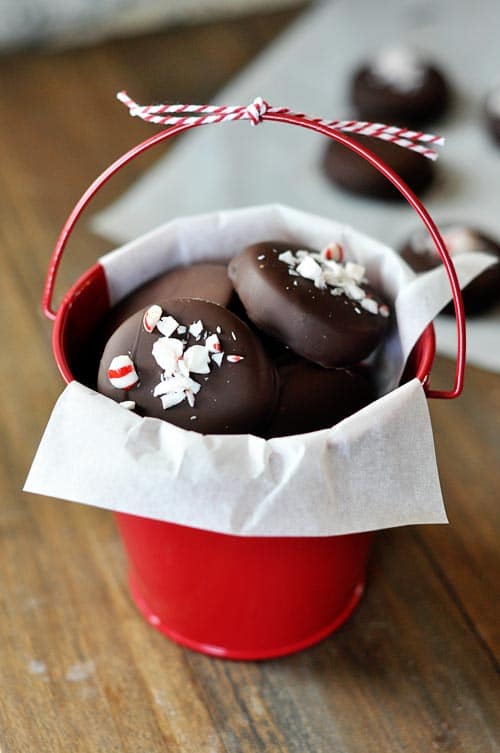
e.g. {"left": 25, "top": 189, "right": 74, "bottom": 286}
{"left": 0, "top": 10, "right": 499, "bottom": 753}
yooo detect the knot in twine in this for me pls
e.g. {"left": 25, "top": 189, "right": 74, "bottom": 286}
{"left": 244, "top": 96, "right": 268, "bottom": 125}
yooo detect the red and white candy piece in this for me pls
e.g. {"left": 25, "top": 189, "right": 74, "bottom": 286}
{"left": 205, "top": 333, "right": 222, "bottom": 353}
{"left": 143, "top": 305, "right": 162, "bottom": 333}
{"left": 107, "top": 355, "right": 139, "bottom": 390}
{"left": 227, "top": 354, "right": 244, "bottom": 363}
{"left": 322, "top": 242, "right": 344, "bottom": 262}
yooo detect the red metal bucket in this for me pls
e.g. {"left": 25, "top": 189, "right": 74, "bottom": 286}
{"left": 42, "top": 108, "right": 465, "bottom": 659}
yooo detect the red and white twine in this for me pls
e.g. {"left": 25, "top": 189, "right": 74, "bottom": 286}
{"left": 117, "top": 91, "right": 444, "bottom": 160}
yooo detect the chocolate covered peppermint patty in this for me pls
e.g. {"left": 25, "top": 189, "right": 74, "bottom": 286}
{"left": 98, "top": 298, "right": 279, "bottom": 434}
{"left": 263, "top": 355, "right": 375, "bottom": 438}
{"left": 351, "top": 47, "right": 449, "bottom": 126}
{"left": 400, "top": 224, "right": 500, "bottom": 314}
{"left": 323, "top": 133, "right": 435, "bottom": 200}
{"left": 228, "top": 241, "right": 391, "bottom": 368}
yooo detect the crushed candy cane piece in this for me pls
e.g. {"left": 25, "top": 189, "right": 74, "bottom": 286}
{"left": 321, "top": 242, "right": 344, "bottom": 262}
{"left": 177, "top": 325, "right": 187, "bottom": 335}
{"left": 160, "top": 392, "right": 185, "bottom": 409}
{"left": 343, "top": 282, "right": 365, "bottom": 301}
{"left": 156, "top": 315, "right": 179, "bottom": 337}
{"left": 107, "top": 355, "right": 139, "bottom": 390}
{"left": 344, "top": 262, "right": 365, "bottom": 283}
{"left": 205, "top": 333, "right": 222, "bottom": 352}
{"left": 278, "top": 250, "right": 296, "bottom": 266}
{"left": 152, "top": 337, "right": 183, "bottom": 373}
{"left": 184, "top": 344, "right": 210, "bottom": 374}
{"left": 361, "top": 297, "right": 379, "bottom": 315}
{"left": 379, "top": 304, "right": 390, "bottom": 318}
{"left": 296, "top": 255, "right": 322, "bottom": 282}
{"left": 143, "top": 304, "right": 162, "bottom": 333}
{"left": 119, "top": 400, "right": 136, "bottom": 410}
{"left": 153, "top": 374, "right": 201, "bottom": 397}
{"left": 227, "top": 354, "right": 244, "bottom": 363}
{"left": 211, "top": 352, "right": 224, "bottom": 367}
{"left": 189, "top": 319, "right": 204, "bottom": 338}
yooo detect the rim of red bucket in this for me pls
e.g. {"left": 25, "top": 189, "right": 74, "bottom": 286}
{"left": 52, "top": 261, "right": 436, "bottom": 390}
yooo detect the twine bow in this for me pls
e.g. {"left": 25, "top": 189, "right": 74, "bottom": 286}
{"left": 117, "top": 91, "right": 444, "bottom": 160}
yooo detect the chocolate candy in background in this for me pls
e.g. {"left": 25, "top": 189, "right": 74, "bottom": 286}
{"left": 102, "top": 263, "right": 235, "bottom": 338}
{"left": 485, "top": 85, "right": 500, "bottom": 145}
{"left": 400, "top": 224, "right": 500, "bottom": 315}
{"left": 228, "top": 242, "right": 391, "bottom": 368}
{"left": 323, "top": 133, "right": 435, "bottom": 200}
{"left": 263, "top": 356, "right": 375, "bottom": 438}
{"left": 97, "top": 298, "right": 279, "bottom": 434}
{"left": 350, "top": 47, "right": 449, "bottom": 126}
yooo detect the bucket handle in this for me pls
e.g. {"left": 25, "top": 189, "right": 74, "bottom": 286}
{"left": 42, "top": 108, "right": 465, "bottom": 399}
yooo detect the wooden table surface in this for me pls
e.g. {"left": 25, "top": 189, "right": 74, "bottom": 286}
{"left": 1, "top": 9, "right": 499, "bottom": 753}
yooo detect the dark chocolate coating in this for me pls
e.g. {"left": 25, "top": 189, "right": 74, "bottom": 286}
{"left": 351, "top": 63, "right": 449, "bottom": 126}
{"left": 228, "top": 242, "right": 391, "bottom": 368}
{"left": 97, "top": 298, "right": 279, "bottom": 434}
{"left": 323, "top": 133, "right": 435, "bottom": 200}
{"left": 400, "top": 225, "right": 500, "bottom": 315}
{"left": 264, "top": 356, "right": 375, "bottom": 438}
{"left": 103, "top": 263, "right": 235, "bottom": 337}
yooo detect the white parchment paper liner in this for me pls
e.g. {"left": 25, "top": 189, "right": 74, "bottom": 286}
{"left": 25, "top": 205, "right": 496, "bottom": 537}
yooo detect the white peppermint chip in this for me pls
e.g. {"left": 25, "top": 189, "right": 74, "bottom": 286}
{"left": 205, "top": 333, "right": 222, "bottom": 353}
{"left": 184, "top": 345, "right": 210, "bottom": 374}
{"left": 379, "top": 304, "right": 390, "bottom": 318}
{"left": 160, "top": 392, "right": 185, "bottom": 410}
{"left": 153, "top": 374, "right": 201, "bottom": 397}
{"left": 360, "top": 297, "right": 379, "bottom": 315}
{"left": 277, "top": 250, "right": 297, "bottom": 266}
{"left": 177, "top": 325, "right": 187, "bottom": 335}
{"left": 119, "top": 401, "right": 136, "bottom": 410}
{"left": 344, "top": 282, "right": 365, "bottom": 301}
{"left": 177, "top": 358, "right": 189, "bottom": 377}
{"left": 156, "top": 315, "right": 179, "bottom": 337}
{"left": 344, "top": 262, "right": 365, "bottom": 283}
{"left": 296, "top": 256, "right": 323, "bottom": 282}
{"left": 189, "top": 319, "right": 204, "bottom": 338}
{"left": 323, "top": 266, "right": 344, "bottom": 285}
{"left": 211, "top": 352, "right": 224, "bottom": 367}
{"left": 152, "top": 337, "right": 183, "bottom": 373}
{"left": 186, "top": 390, "right": 195, "bottom": 408}
{"left": 143, "top": 304, "right": 162, "bottom": 332}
